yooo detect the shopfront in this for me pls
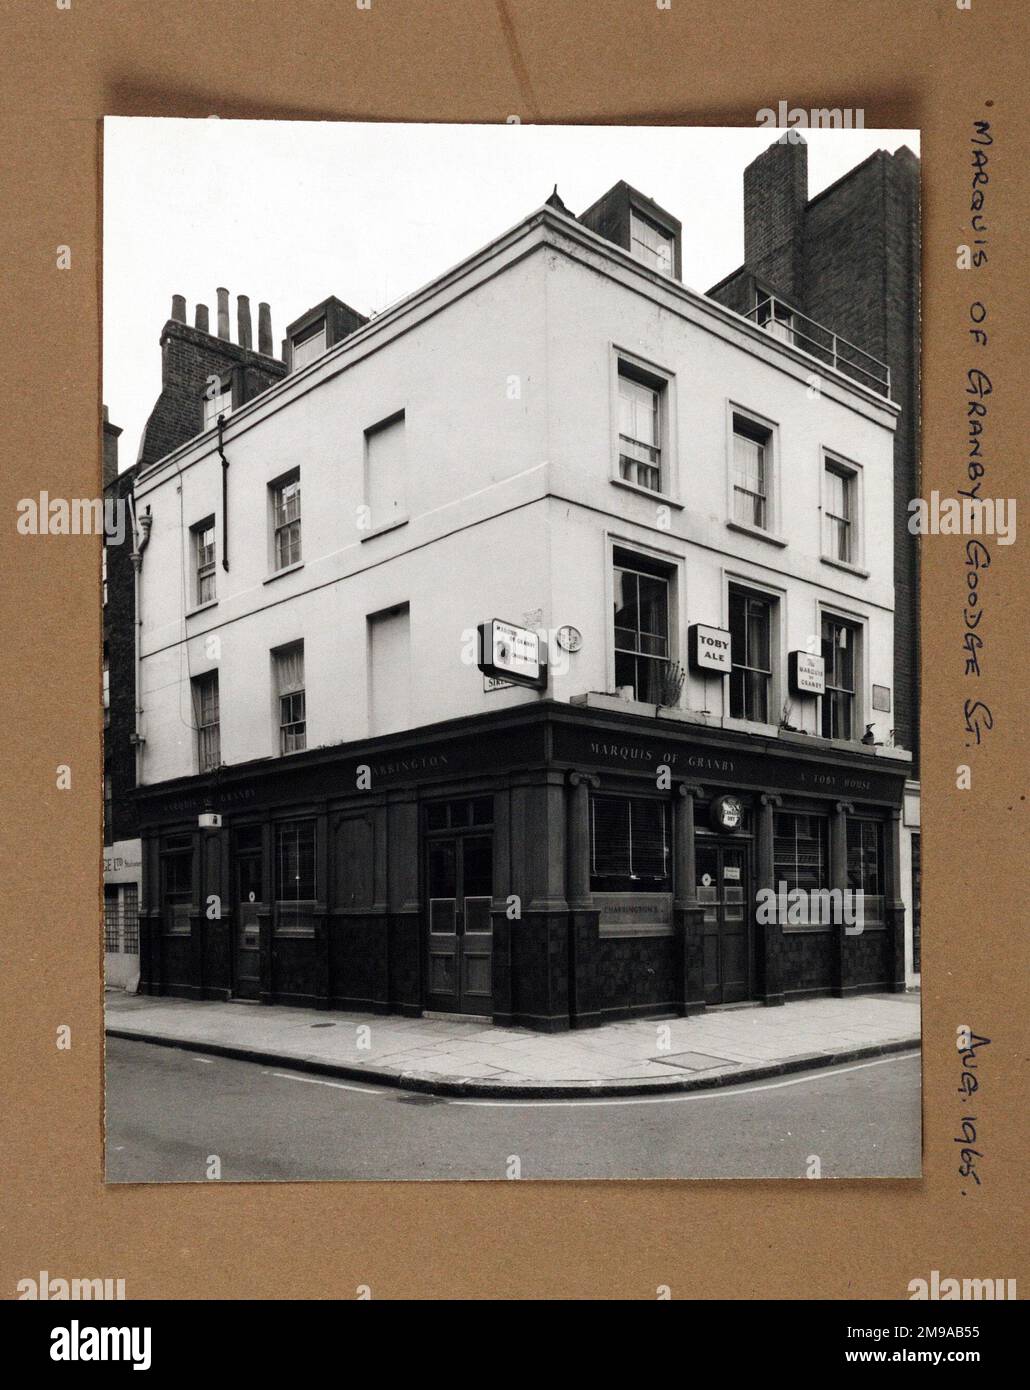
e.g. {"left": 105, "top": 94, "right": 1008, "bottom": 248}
{"left": 136, "top": 702, "right": 910, "bottom": 1030}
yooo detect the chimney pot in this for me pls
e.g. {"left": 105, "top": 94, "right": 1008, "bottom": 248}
{"left": 195, "top": 303, "right": 210, "bottom": 333}
{"left": 237, "top": 294, "right": 253, "bottom": 350}
{"left": 171, "top": 294, "right": 187, "bottom": 323}
{"left": 258, "top": 302, "right": 273, "bottom": 356}
{"left": 216, "top": 287, "right": 231, "bottom": 341}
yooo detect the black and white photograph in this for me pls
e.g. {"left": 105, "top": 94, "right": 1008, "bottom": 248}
{"left": 101, "top": 118, "right": 922, "bottom": 1182}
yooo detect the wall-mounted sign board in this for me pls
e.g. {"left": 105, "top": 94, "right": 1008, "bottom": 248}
{"left": 477, "top": 619, "right": 547, "bottom": 690}
{"left": 688, "top": 623, "right": 732, "bottom": 674}
{"left": 788, "top": 650, "right": 826, "bottom": 696}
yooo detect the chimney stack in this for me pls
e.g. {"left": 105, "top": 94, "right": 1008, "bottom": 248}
{"left": 743, "top": 134, "right": 809, "bottom": 301}
{"left": 237, "top": 294, "right": 252, "bottom": 350}
{"left": 171, "top": 294, "right": 187, "bottom": 323}
{"left": 216, "top": 287, "right": 231, "bottom": 341}
{"left": 102, "top": 405, "right": 122, "bottom": 490}
{"left": 258, "top": 302, "right": 273, "bottom": 356}
{"left": 195, "top": 302, "right": 210, "bottom": 333}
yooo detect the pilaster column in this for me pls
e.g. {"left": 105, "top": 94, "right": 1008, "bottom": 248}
{"left": 567, "top": 771, "right": 599, "bottom": 909}
{"left": 674, "top": 782, "right": 704, "bottom": 908}
{"left": 566, "top": 771, "right": 601, "bottom": 1029}
{"left": 758, "top": 793, "right": 784, "bottom": 1005}
{"left": 674, "top": 782, "right": 706, "bottom": 1015}
{"left": 830, "top": 800, "right": 854, "bottom": 996}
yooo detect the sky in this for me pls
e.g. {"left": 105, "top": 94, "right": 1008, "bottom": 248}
{"left": 103, "top": 120, "right": 919, "bottom": 467}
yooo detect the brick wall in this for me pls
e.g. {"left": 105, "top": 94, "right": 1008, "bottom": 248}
{"left": 137, "top": 319, "right": 286, "bottom": 468}
{"left": 104, "top": 461, "right": 140, "bottom": 845}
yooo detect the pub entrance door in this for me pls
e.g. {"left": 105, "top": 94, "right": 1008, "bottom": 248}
{"left": 424, "top": 811, "right": 493, "bottom": 1017}
{"left": 233, "top": 841, "right": 263, "bottom": 1001}
{"left": 696, "top": 841, "right": 751, "bottom": 1004}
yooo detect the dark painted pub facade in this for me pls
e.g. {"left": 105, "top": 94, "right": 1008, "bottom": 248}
{"left": 136, "top": 701, "right": 910, "bottom": 1031}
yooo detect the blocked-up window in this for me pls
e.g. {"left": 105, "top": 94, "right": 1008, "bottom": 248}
{"left": 368, "top": 604, "right": 411, "bottom": 736}
{"left": 364, "top": 413, "right": 406, "bottom": 530}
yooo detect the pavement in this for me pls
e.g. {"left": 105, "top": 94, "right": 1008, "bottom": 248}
{"left": 105, "top": 989, "right": 921, "bottom": 1099}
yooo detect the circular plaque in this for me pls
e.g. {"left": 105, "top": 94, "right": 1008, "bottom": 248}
{"left": 709, "top": 794, "right": 744, "bottom": 832}
{"left": 556, "top": 625, "right": 583, "bottom": 653}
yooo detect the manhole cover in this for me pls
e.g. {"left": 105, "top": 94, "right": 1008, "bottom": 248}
{"left": 652, "top": 1051, "right": 737, "bottom": 1071}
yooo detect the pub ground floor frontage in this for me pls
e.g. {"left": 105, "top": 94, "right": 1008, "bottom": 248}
{"left": 136, "top": 702, "right": 914, "bottom": 1032}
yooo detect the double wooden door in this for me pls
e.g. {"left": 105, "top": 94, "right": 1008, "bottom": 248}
{"left": 425, "top": 831, "right": 493, "bottom": 1015}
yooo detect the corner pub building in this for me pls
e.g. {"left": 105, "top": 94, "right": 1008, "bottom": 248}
{"left": 132, "top": 176, "right": 916, "bottom": 1031}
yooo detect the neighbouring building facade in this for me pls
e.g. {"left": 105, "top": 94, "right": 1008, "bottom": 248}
{"left": 129, "top": 169, "right": 916, "bottom": 1029}
{"left": 102, "top": 409, "right": 142, "bottom": 989}
{"left": 708, "top": 134, "right": 921, "bottom": 984}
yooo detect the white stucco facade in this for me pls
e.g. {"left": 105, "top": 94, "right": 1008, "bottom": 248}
{"left": 135, "top": 206, "right": 904, "bottom": 786}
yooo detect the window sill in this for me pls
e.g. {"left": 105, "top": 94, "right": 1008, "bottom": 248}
{"left": 598, "top": 925, "right": 675, "bottom": 940}
{"left": 726, "top": 520, "right": 788, "bottom": 547}
{"left": 360, "top": 516, "right": 409, "bottom": 543}
{"left": 264, "top": 561, "right": 305, "bottom": 585}
{"left": 820, "top": 555, "right": 870, "bottom": 579}
{"left": 723, "top": 716, "right": 780, "bottom": 738}
{"left": 185, "top": 598, "right": 219, "bottom": 618}
{"left": 609, "top": 477, "right": 683, "bottom": 508}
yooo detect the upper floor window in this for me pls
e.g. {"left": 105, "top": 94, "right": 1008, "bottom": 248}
{"left": 729, "top": 586, "right": 773, "bottom": 723}
{"left": 630, "top": 210, "right": 675, "bottom": 275}
{"left": 618, "top": 365, "right": 663, "bottom": 493}
{"left": 202, "top": 375, "right": 233, "bottom": 432}
{"left": 821, "top": 616, "right": 858, "bottom": 740}
{"left": 102, "top": 649, "right": 110, "bottom": 728}
{"left": 823, "top": 458, "right": 857, "bottom": 564}
{"left": 273, "top": 642, "right": 306, "bottom": 755}
{"left": 192, "top": 671, "right": 220, "bottom": 772}
{"left": 291, "top": 319, "right": 327, "bottom": 371}
{"left": 271, "top": 471, "right": 302, "bottom": 570}
{"left": 101, "top": 544, "right": 108, "bottom": 606}
{"left": 613, "top": 548, "right": 671, "bottom": 704}
{"left": 192, "top": 517, "right": 216, "bottom": 605}
{"left": 732, "top": 415, "right": 771, "bottom": 530}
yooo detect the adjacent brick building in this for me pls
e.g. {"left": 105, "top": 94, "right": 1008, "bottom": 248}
{"left": 707, "top": 134, "right": 921, "bottom": 768}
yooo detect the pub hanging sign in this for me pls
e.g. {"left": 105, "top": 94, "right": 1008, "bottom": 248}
{"left": 688, "top": 623, "right": 732, "bottom": 674}
{"left": 477, "top": 619, "right": 547, "bottom": 691}
{"left": 789, "top": 650, "right": 826, "bottom": 696}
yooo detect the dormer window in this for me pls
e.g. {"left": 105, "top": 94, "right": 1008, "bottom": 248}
{"left": 630, "top": 210, "right": 675, "bottom": 276}
{"left": 291, "top": 319, "right": 327, "bottom": 370}
{"left": 202, "top": 375, "right": 233, "bottom": 431}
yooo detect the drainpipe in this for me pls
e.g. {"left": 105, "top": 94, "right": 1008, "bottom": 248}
{"left": 217, "top": 414, "right": 229, "bottom": 572}
{"left": 128, "top": 494, "right": 152, "bottom": 784}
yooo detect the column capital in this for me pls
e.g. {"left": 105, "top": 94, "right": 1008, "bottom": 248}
{"left": 676, "top": 781, "right": 705, "bottom": 800}
{"left": 834, "top": 800, "right": 855, "bottom": 815}
{"left": 760, "top": 792, "right": 783, "bottom": 808}
{"left": 567, "top": 770, "right": 600, "bottom": 790}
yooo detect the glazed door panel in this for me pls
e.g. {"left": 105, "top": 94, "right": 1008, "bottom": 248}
{"left": 696, "top": 842, "right": 751, "bottom": 1004}
{"left": 425, "top": 832, "right": 493, "bottom": 1015}
{"left": 234, "top": 850, "right": 262, "bottom": 1001}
